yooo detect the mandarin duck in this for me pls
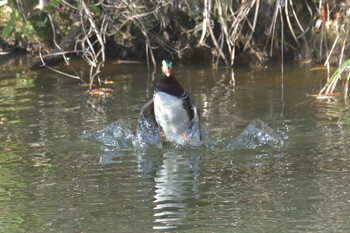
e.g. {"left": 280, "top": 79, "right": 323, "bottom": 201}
{"left": 136, "top": 59, "right": 201, "bottom": 146}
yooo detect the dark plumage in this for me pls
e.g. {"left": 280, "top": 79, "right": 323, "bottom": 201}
{"left": 154, "top": 75, "right": 194, "bottom": 121}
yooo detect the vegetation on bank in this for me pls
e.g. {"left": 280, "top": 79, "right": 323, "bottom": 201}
{"left": 0, "top": 0, "right": 349, "bottom": 94}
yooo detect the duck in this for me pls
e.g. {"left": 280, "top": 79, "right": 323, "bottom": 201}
{"left": 136, "top": 59, "right": 201, "bottom": 146}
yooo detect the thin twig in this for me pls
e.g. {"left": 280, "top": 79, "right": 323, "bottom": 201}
{"left": 38, "top": 44, "right": 83, "bottom": 81}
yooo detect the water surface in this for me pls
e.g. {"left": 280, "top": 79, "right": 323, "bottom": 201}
{"left": 1, "top": 55, "right": 350, "bottom": 232}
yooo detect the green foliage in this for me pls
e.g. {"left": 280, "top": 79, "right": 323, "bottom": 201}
{"left": 33, "top": 16, "right": 47, "bottom": 29}
{"left": 46, "top": 0, "right": 60, "bottom": 10}
{"left": 1, "top": 1, "right": 17, "bottom": 38}
{"left": 0, "top": 0, "right": 43, "bottom": 46}
{"left": 319, "top": 59, "right": 350, "bottom": 98}
{"left": 90, "top": 5, "right": 101, "bottom": 17}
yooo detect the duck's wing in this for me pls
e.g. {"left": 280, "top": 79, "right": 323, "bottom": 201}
{"left": 186, "top": 100, "right": 203, "bottom": 144}
{"left": 180, "top": 91, "right": 197, "bottom": 121}
{"left": 136, "top": 99, "right": 161, "bottom": 145}
{"left": 140, "top": 99, "right": 156, "bottom": 122}
{"left": 188, "top": 101, "right": 200, "bottom": 126}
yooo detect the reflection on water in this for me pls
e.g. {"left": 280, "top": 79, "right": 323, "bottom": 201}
{"left": 152, "top": 151, "right": 200, "bottom": 231}
{"left": 1, "top": 55, "right": 350, "bottom": 232}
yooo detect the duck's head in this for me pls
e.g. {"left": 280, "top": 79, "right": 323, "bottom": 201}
{"left": 161, "top": 59, "right": 172, "bottom": 77}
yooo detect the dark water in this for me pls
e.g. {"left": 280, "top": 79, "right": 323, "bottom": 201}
{"left": 1, "top": 55, "right": 350, "bottom": 232}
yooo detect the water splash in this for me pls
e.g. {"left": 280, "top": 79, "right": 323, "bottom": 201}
{"left": 81, "top": 118, "right": 284, "bottom": 151}
{"left": 229, "top": 119, "right": 284, "bottom": 149}
{"left": 135, "top": 106, "right": 161, "bottom": 147}
{"left": 81, "top": 119, "right": 135, "bottom": 148}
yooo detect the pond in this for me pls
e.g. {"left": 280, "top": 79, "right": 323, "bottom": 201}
{"left": 1, "top": 55, "right": 350, "bottom": 232}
